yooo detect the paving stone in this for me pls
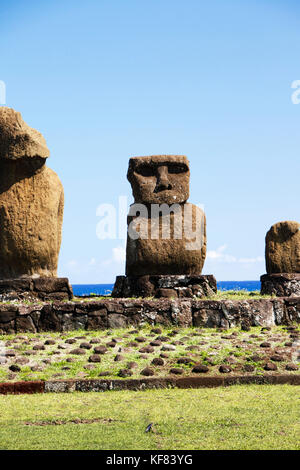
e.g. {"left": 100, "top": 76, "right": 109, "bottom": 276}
{"left": 140, "top": 367, "right": 155, "bottom": 376}
{"left": 192, "top": 364, "right": 209, "bottom": 373}
{"left": 151, "top": 357, "right": 164, "bottom": 366}
{"left": 169, "top": 368, "right": 184, "bottom": 375}
{"left": 219, "top": 365, "right": 232, "bottom": 373}
{"left": 88, "top": 355, "right": 101, "bottom": 363}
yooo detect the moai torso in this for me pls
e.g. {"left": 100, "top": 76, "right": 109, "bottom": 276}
{"left": 265, "top": 221, "right": 300, "bottom": 274}
{"left": 125, "top": 155, "right": 206, "bottom": 276}
{"left": 0, "top": 107, "right": 64, "bottom": 279}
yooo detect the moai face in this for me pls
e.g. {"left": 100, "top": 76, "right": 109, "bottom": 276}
{"left": 127, "top": 155, "right": 190, "bottom": 205}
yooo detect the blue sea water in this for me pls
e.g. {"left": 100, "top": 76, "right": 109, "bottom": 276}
{"left": 72, "top": 281, "right": 261, "bottom": 297}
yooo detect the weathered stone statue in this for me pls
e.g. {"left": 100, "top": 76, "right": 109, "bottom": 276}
{"left": 0, "top": 107, "right": 72, "bottom": 300}
{"left": 265, "top": 221, "right": 300, "bottom": 274}
{"left": 261, "top": 221, "right": 300, "bottom": 297}
{"left": 113, "top": 155, "right": 216, "bottom": 298}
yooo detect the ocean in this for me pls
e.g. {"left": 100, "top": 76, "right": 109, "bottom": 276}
{"left": 72, "top": 281, "right": 261, "bottom": 297}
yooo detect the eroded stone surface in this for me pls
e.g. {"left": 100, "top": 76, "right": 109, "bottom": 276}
{"left": 261, "top": 274, "right": 300, "bottom": 298}
{"left": 265, "top": 221, "right": 300, "bottom": 274}
{"left": 0, "top": 107, "right": 64, "bottom": 279}
{"left": 126, "top": 203, "right": 206, "bottom": 276}
{"left": 112, "top": 274, "right": 217, "bottom": 299}
{"left": 0, "top": 297, "right": 299, "bottom": 334}
{"left": 115, "top": 155, "right": 209, "bottom": 295}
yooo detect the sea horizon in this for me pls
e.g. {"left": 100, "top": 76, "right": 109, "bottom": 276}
{"left": 72, "top": 280, "right": 261, "bottom": 297}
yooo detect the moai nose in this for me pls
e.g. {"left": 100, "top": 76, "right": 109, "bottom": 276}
{"left": 155, "top": 165, "right": 172, "bottom": 192}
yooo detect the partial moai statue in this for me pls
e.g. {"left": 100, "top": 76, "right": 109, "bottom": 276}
{"left": 113, "top": 155, "right": 216, "bottom": 298}
{"left": 261, "top": 221, "right": 300, "bottom": 297}
{"left": 265, "top": 221, "right": 300, "bottom": 274}
{"left": 0, "top": 107, "right": 72, "bottom": 300}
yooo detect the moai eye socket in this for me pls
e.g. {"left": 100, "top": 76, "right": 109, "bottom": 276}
{"left": 135, "top": 165, "right": 155, "bottom": 177}
{"left": 168, "top": 163, "right": 189, "bottom": 174}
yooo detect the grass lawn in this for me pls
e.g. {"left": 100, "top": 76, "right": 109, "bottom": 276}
{"left": 1, "top": 324, "right": 299, "bottom": 383}
{"left": 0, "top": 385, "right": 299, "bottom": 450}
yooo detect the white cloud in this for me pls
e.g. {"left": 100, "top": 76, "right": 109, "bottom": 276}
{"left": 207, "top": 244, "right": 227, "bottom": 259}
{"left": 206, "top": 246, "right": 263, "bottom": 264}
{"left": 238, "top": 256, "right": 264, "bottom": 264}
{"left": 67, "top": 259, "right": 78, "bottom": 267}
{"left": 207, "top": 245, "right": 237, "bottom": 263}
{"left": 112, "top": 246, "right": 126, "bottom": 263}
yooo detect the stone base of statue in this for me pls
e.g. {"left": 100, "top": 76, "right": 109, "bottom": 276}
{"left": 260, "top": 273, "right": 300, "bottom": 297}
{"left": 0, "top": 277, "right": 73, "bottom": 302}
{"left": 112, "top": 274, "right": 217, "bottom": 299}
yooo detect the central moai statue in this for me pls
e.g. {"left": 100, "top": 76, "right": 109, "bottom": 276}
{"left": 0, "top": 107, "right": 72, "bottom": 300}
{"left": 113, "top": 155, "right": 217, "bottom": 298}
{"left": 261, "top": 221, "right": 300, "bottom": 297}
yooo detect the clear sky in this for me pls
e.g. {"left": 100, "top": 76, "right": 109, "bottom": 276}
{"left": 1, "top": 0, "right": 299, "bottom": 283}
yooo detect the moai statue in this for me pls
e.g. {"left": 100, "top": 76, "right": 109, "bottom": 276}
{"left": 0, "top": 107, "right": 72, "bottom": 300}
{"left": 113, "top": 155, "right": 217, "bottom": 298}
{"left": 261, "top": 221, "right": 300, "bottom": 297}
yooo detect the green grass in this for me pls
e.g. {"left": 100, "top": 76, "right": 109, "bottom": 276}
{"left": 73, "top": 290, "right": 274, "bottom": 301}
{"left": 206, "top": 289, "right": 274, "bottom": 300}
{"left": 1, "top": 324, "right": 298, "bottom": 382}
{"left": 1, "top": 290, "right": 274, "bottom": 305}
{"left": 0, "top": 385, "right": 299, "bottom": 450}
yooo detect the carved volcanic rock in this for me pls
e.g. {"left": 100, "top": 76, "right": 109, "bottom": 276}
{"left": 126, "top": 203, "right": 206, "bottom": 276}
{"left": 127, "top": 155, "right": 190, "bottom": 205}
{"left": 260, "top": 273, "right": 300, "bottom": 297}
{"left": 0, "top": 107, "right": 64, "bottom": 279}
{"left": 0, "top": 107, "right": 49, "bottom": 160}
{"left": 265, "top": 221, "right": 300, "bottom": 274}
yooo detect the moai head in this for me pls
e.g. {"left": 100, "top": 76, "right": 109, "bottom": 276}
{"left": 0, "top": 107, "right": 49, "bottom": 162}
{"left": 127, "top": 155, "right": 190, "bottom": 205}
{"left": 266, "top": 221, "right": 300, "bottom": 274}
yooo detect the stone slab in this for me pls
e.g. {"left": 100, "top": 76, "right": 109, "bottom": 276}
{"left": 261, "top": 274, "right": 300, "bottom": 297}
{"left": 0, "top": 277, "right": 73, "bottom": 301}
{"left": 0, "top": 297, "right": 299, "bottom": 334}
{"left": 0, "top": 375, "right": 299, "bottom": 395}
{"left": 112, "top": 274, "right": 217, "bottom": 299}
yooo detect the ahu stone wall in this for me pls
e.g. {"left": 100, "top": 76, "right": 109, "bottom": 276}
{"left": 0, "top": 297, "right": 299, "bottom": 334}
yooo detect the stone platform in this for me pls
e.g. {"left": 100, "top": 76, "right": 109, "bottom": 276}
{"left": 112, "top": 274, "right": 217, "bottom": 299}
{"left": 0, "top": 296, "right": 299, "bottom": 334}
{"left": 0, "top": 278, "right": 73, "bottom": 302}
{"left": 261, "top": 274, "right": 300, "bottom": 297}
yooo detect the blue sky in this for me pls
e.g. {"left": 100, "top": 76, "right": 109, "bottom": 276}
{"left": 1, "top": 0, "right": 300, "bottom": 283}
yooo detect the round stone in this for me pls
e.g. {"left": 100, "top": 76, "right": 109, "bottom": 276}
{"left": 70, "top": 348, "right": 86, "bottom": 355}
{"left": 118, "top": 369, "right": 133, "bottom": 378}
{"left": 192, "top": 364, "right": 209, "bottom": 373}
{"left": 263, "top": 362, "right": 278, "bottom": 371}
{"left": 88, "top": 354, "right": 101, "bottom": 363}
{"left": 151, "top": 357, "right": 164, "bottom": 366}
{"left": 219, "top": 365, "right": 232, "bottom": 373}
{"left": 169, "top": 368, "right": 184, "bottom": 375}
{"left": 9, "top": 364, "right": 21, "bottom": 372}
{"left": 80, "top": 342, "right": 92, "bottom": 350}
{"left": 140, "top": 367, "right": 155, "bottom": 376}
{"left": 285, "top": 363, "right": 298, "bottom": 371}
